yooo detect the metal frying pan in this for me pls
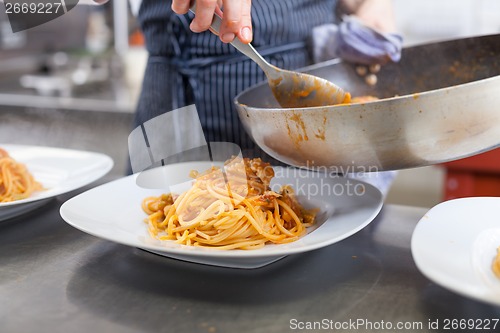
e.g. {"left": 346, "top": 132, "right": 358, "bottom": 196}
{"left": 234, "top": 34, "right": 500, "bottom": 171}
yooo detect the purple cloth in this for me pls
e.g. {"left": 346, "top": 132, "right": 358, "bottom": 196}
{"left": 312, "top": 15, "right": 403, "bottom": 65}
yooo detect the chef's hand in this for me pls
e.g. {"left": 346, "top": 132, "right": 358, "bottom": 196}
{"left": 353, "top": 0, "right": 396, "bottom": 33}
{"left": 172, "top": 0, "right": 253, "bottom": 44}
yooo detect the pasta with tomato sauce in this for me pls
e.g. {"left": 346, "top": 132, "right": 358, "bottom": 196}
{"left": 0, "top": 148, "right": 44, "bottom": 202}
{"left": 142, "top": 157, "right": 316, "bottom": 250}
{"left": 493, "top": 247, "right": 500, "bottom": 279}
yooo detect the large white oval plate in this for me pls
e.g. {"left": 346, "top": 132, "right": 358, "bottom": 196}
{"left": 60, "top": 162, "right": 383, "bottom": 269}
{"left": 412, "top": 197, "right": 500, "bottom": 305}
{"left": 1, "top": 144, "right": 113, "bottom": 221}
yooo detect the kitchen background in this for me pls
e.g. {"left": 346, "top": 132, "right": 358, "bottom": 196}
{"left": 0, "top": 0, "right": 499, "bottom": 208}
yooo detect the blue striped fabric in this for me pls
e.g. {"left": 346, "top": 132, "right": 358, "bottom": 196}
{"left": 134, "top": 0, "right": 339, "bottom": 159}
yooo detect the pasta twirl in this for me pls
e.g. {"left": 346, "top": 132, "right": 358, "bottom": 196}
{"left": 493, "top": 247, "right": 500, "bottom": 279}
{"left": 142, "top": 157, "right": 316, "bottom": 250}
{"left": 0, "top": 148, "right": 44, "bottom": 202}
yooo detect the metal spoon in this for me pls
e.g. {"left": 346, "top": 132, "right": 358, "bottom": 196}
{"left": 189, "top": 4, "right": 348, "bottom": 108}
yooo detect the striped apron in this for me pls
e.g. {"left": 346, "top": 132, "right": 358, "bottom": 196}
{"left": 134, "top": 0, "right": 338, "bottom": 158}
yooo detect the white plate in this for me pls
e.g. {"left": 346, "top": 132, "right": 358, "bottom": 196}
{"left": 0, "top": 144, "right": 113, "bottom": 221}
{"left": 412, "top": 197, "right": 500, "bottom": 305}
{"left": 60, "top": 162, "right": 383, "bottom": 269}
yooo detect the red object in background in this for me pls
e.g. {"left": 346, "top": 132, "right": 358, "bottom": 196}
{"left": 129, "top": 29, "right": 145, "bottom": 46}
{"left": 442, "top": 148, "right": 500, "bottom": 200}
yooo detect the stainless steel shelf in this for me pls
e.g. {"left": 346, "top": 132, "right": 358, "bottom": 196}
{"left": 0, "top": 92, "right": 134, "bottom": 113}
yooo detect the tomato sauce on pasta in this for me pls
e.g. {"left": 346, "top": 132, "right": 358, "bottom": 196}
{"left": 142, "top": 157, "right": 316, "bottom": 250}
{"left": 0, "top": 148, "right": 44, "bottom": 202}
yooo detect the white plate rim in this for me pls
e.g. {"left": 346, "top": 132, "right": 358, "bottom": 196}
{"left": 0, "top": 144, "right": 114, "bottom": 207}
{"left": 411, "top": 197, "right": 500, "bottom": 305}
{"left": 60, "top": 162, "right": 384, "bottom": 261}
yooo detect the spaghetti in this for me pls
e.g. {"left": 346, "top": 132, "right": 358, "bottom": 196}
{"left": 0, "top": 148, "right": 44, "bottom": 202}
{"left": 142, "top": 157, "right": 316, "bottom": 250}
{"left": 494, "top": 247, "right": 500, "bottom": 279}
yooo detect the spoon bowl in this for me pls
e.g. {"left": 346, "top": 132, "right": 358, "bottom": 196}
{"left": 266, "top": 66, "right": 348, "bottom": 108}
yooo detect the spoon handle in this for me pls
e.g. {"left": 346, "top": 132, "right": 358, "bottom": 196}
{"left": 189, "top": 4, "right": 274, "bottom": 75}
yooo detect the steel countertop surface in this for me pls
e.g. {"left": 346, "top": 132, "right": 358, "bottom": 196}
{"left": 1, "top": 184, "right": 499, "bottom": 333}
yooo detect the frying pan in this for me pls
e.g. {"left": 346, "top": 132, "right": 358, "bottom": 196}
{"left": 234, "top": 34, "right": 500, "bottom": 172}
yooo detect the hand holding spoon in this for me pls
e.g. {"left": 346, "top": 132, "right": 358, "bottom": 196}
{"left": 190, "top": 4, "right": 349, "bottom": 108}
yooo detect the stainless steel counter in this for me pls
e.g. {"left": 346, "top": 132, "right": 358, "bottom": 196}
{"left": 1, "top": 187, "right": 499, "bottom": 333}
